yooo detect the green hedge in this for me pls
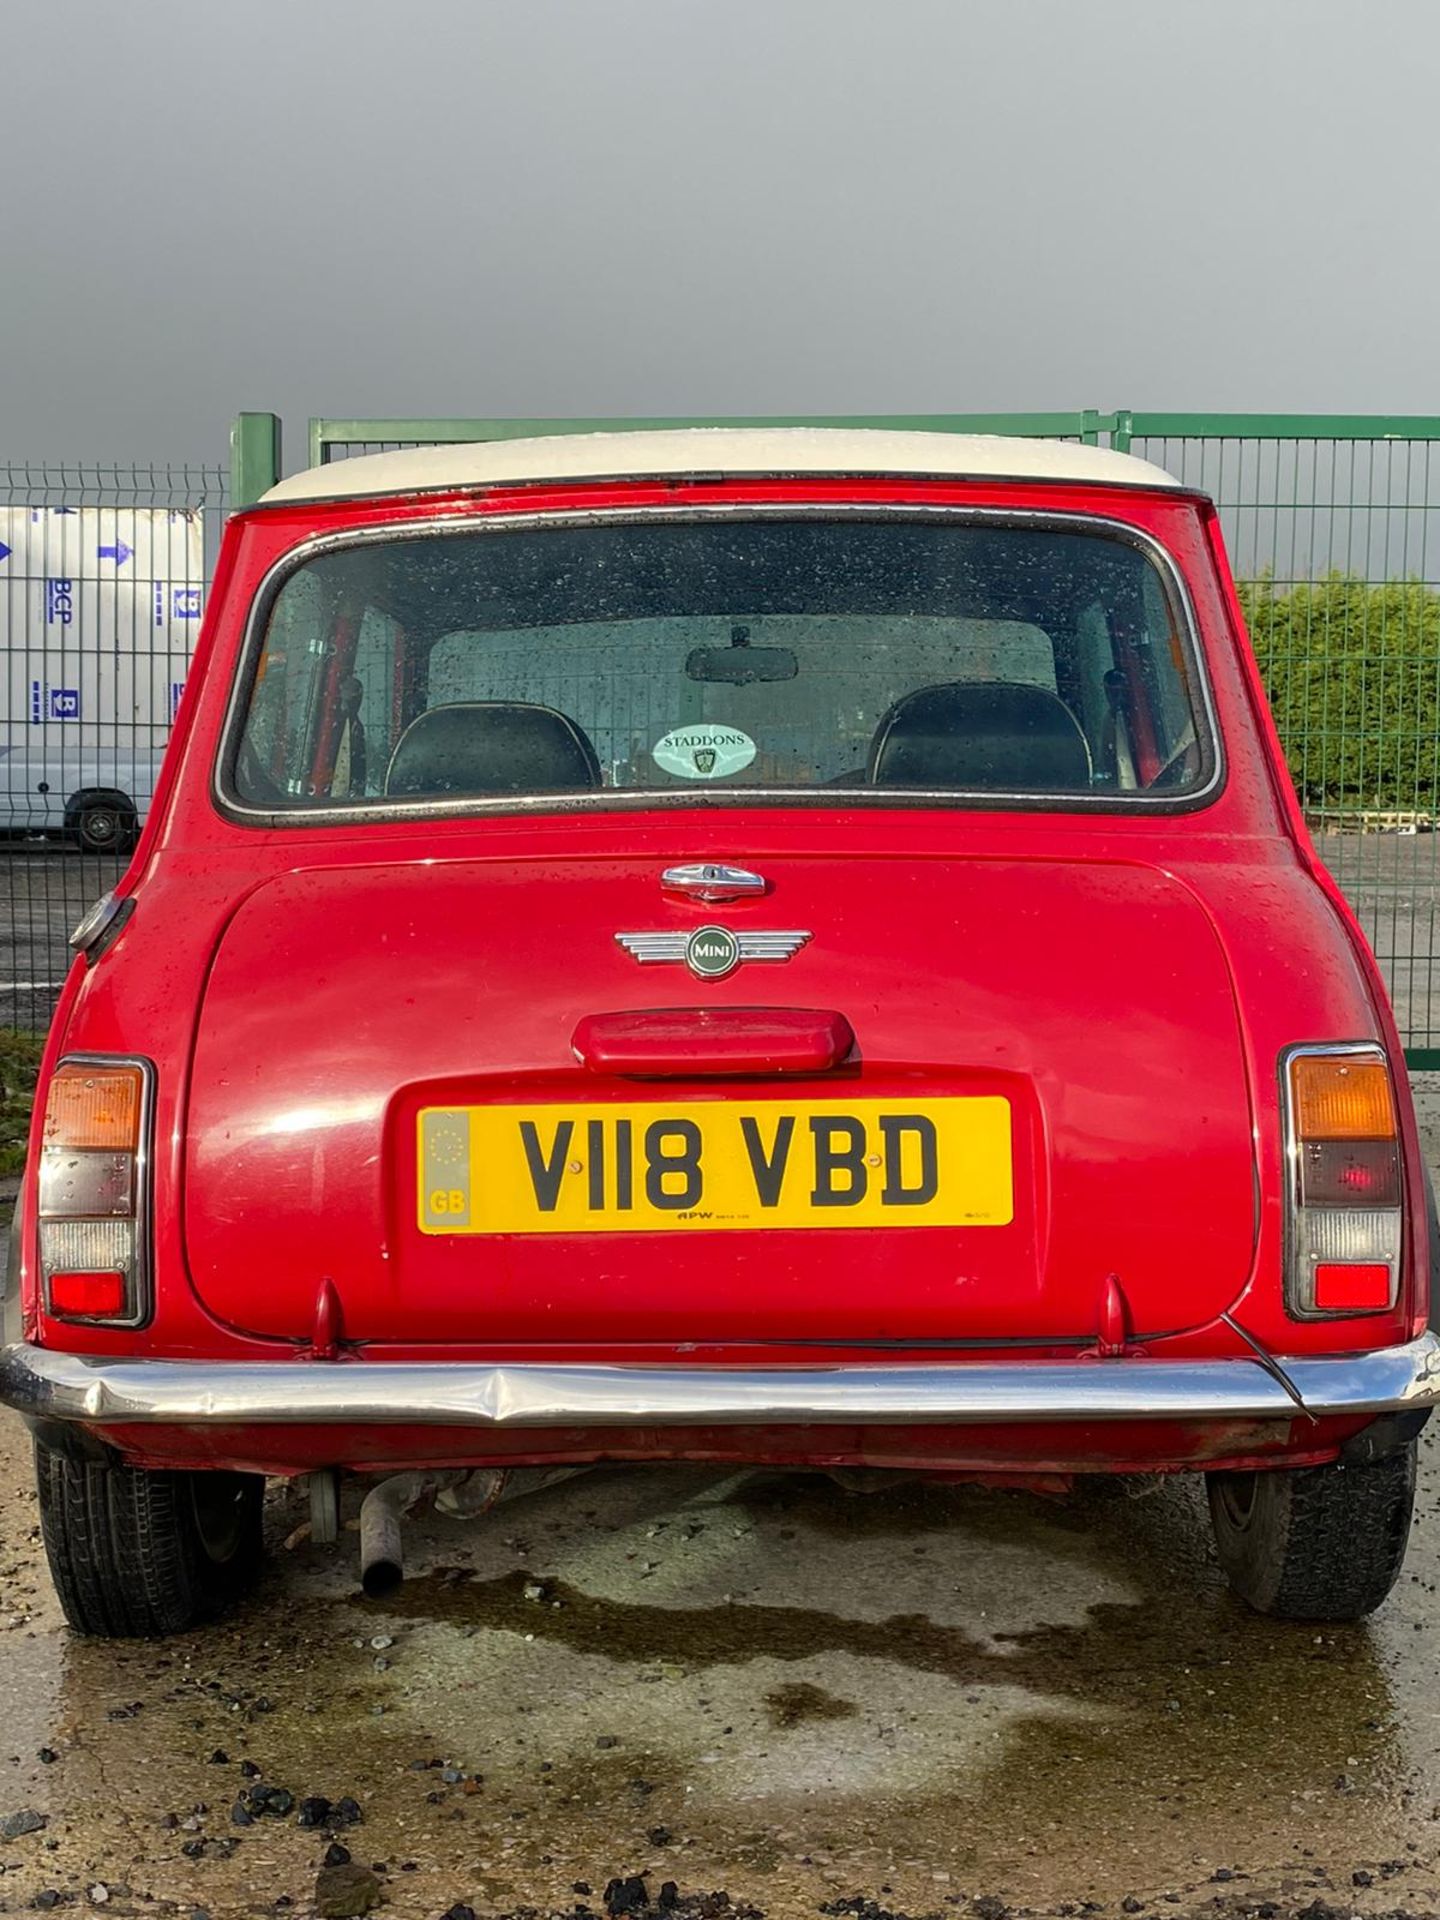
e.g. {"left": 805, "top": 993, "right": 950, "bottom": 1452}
{"left": 1239, "top": 573, "right": 1440, "bottom": 813}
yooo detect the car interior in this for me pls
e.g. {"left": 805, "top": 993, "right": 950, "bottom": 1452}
{"left": 375, "top": 684, "right": 1100, "bottom": 798}
{"left": 236, "top": 518, "right": 1209, "bottom": 806}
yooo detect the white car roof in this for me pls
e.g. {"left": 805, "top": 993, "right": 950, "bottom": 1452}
{"left": 261, "top": 427, "right": 1183, "bottom": 504}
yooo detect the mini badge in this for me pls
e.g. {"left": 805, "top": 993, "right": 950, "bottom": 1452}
{"left": 684, "top": 925, "right": 741, "bottom": 980}
{"left": 615, "top": 927, "right": 813, "bottom": 973}
{"left": 653, "top": 725, "right": 757, "bottom": 781}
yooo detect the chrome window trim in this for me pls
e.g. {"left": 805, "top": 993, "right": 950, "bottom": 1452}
{"left": 40, "top": 1053, "right": 156, "bottom": 1332}
{"left": 1278, "top": 1040, "right": 1401, "bottom": 1322}
{"left": 213, "top": 502, "right": 1226, "bottom": 829}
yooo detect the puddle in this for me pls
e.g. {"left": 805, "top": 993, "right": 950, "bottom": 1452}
{"left": 0, "top": 1431, "right": 1437, "bottom": 1917}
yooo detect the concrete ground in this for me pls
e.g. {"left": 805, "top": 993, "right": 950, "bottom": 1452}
{"left": 0, "top": 846, "right": 125, "bottom": 1035}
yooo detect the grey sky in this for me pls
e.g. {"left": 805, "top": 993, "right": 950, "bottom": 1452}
{"left": 4, "top": 0, "right": 1439, "bottom": 467}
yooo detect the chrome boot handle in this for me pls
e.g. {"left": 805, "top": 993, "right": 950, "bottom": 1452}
{"left": 660, "top": 863, "right": 768, "bottom": 902}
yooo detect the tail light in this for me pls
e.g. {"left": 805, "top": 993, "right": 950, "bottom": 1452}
{"left": 38, "top": 1056, "right": 153, "bottom": 1326}
{"left": 1282, "top": 1044, "right": 1402, "bottom": 1319}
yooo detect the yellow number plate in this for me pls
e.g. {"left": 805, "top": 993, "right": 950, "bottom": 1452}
{"left": 418, "top": 1098, "right": 1012, "bottom": 1235}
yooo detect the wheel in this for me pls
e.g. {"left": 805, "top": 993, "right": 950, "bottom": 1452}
{"left": 69, "top": 793, "right": 137, "bottom": 855}
{"left": 35, "top": 1440, "right": 264, "bottom": 1636}
{"left": 1207, "top": 1442, "right": 1417, "bottom": 1621}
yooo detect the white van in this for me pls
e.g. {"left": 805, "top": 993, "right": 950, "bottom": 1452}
{"left": 0, "top": 506, "right": 202, "bottom": 850}
{"left": 0, "top": 743, "right": 166, "bottom": 850}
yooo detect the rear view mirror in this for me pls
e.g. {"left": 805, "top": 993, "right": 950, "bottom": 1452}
{"left": 686, "top": 625, "right": 797, "bottom": 685}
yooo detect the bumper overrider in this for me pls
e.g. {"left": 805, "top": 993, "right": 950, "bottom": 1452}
{"left": 3, "top": 1334, "right": 1440, "bottom": 1430}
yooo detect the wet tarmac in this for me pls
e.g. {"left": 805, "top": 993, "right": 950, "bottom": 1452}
{"left": 3, "top": 1406, "right": 1440, "bottom": 1919}
{"left": 4, "top": 1100, "right": 1440, "bottom": 1919}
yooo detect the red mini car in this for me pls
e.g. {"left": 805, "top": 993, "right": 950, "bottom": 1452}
{"left": 4, "top": 428, "right": 1437, "bottom": 1634}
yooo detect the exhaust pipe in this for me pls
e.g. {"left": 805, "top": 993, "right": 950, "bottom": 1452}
{"left": 358, "top": 1470, "right": 461, "bottom": 1598}
{"left": 358, "top": 1466, "right": 587, "bottom": 1596}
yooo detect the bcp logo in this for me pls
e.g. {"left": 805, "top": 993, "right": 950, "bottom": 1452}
{"left": 45, "top": 580, "right": 74, "bottom": 626}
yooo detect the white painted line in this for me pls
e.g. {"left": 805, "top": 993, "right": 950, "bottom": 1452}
{"left": 0, "top": 981, "right": 64, "bottom": 992}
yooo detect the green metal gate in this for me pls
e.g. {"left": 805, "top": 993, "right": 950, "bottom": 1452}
{"left": 234, "top": 412, "right": 1440, "bottom": 1067}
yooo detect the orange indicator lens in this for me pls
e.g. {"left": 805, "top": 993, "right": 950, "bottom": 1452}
{"left": 43, "top": 1065, "right": 142, "bottom": 1151}
{"left": 1289, "top": 1056, "right": 1396, "bottom": 1142}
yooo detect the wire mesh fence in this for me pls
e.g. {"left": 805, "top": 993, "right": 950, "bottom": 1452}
{"left": 1, "top": 460, "right": 228, "bottom": 1032}
{"left": 1122, "top": 421, "right": 1440, "bottom": 1063}
{"left": 8, "top": 419, "right": 1440, "bottom": 1063}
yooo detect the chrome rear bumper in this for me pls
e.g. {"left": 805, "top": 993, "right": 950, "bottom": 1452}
{"left": 3, "top": 1334, "right": 1438, "bottom": 1429}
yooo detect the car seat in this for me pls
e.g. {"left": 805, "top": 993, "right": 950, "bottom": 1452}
{"left": 867, "top": 682, "right": 1092, "bottom": 792}
{"left": 385, "top": 701, "right": 602, "bottom": 797}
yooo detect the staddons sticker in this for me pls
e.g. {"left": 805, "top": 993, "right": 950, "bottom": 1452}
{"left": 653, "top": 725, "right": 757, "bottom": 780}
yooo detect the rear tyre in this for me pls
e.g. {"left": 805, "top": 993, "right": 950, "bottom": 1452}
{"left": 1206, "top": 1442, "right": 1416, "bottom": 1621}
{"left": 35, "top": 1441, "right": 264, "bottom": 1637}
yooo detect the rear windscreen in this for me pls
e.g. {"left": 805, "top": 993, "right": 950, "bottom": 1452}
{"left": 228, "top": 514, "right": 1215, "bottom": 811}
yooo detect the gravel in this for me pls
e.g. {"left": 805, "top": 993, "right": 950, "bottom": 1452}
{"left": 313, "top": 1860, "right": 383, "bottom": 1917}
{"left": 0, "top": 1809, "right": 47, "bottom": 1839}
